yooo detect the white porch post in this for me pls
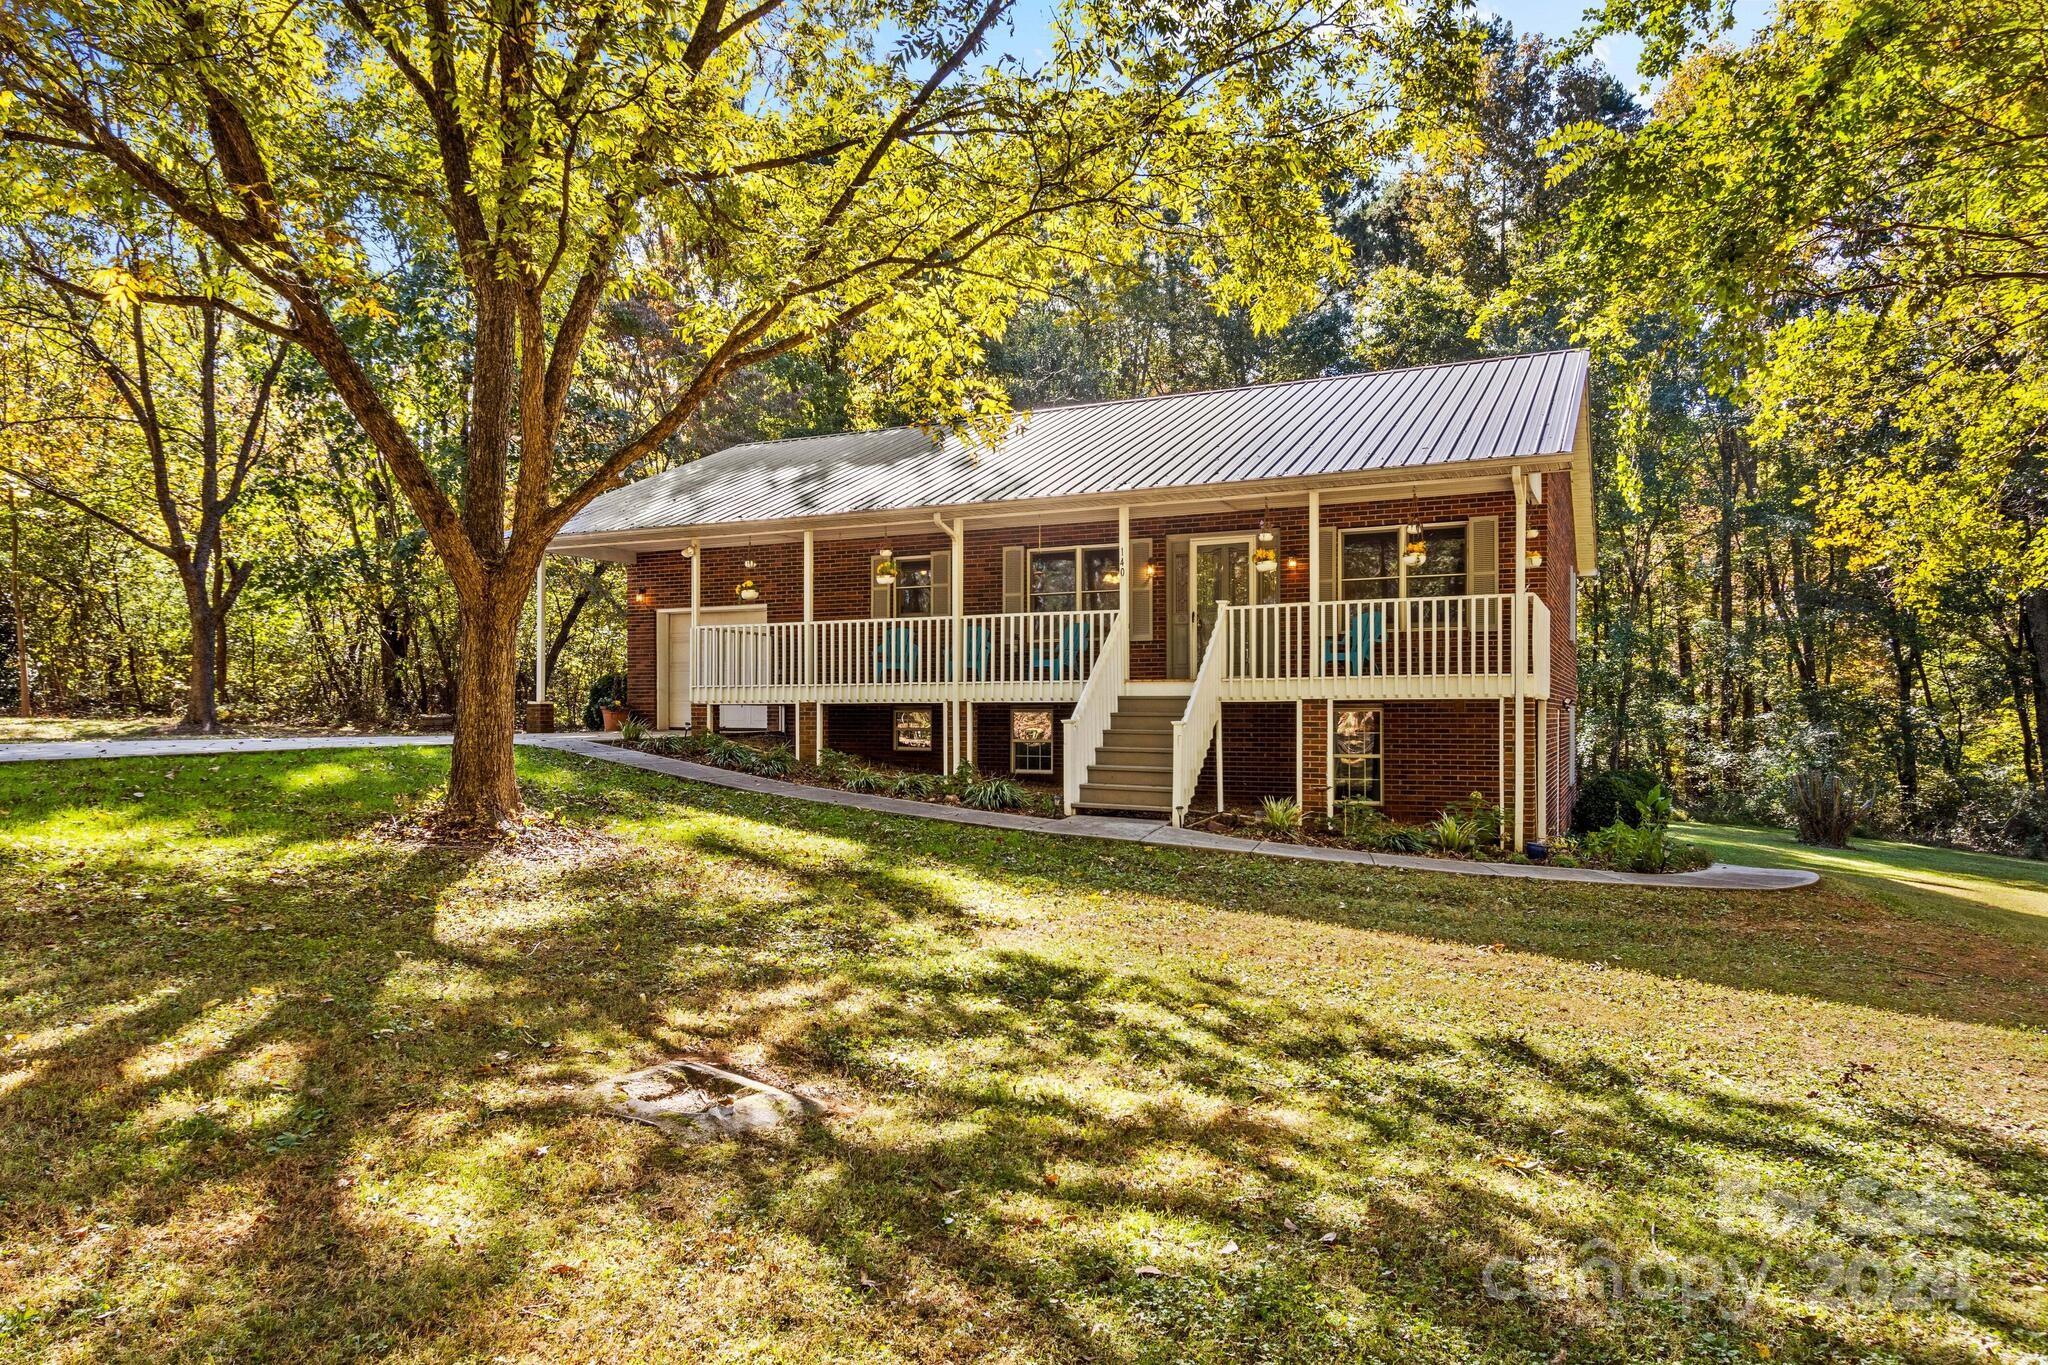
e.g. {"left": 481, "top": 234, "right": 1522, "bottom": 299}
{"left": 802, "top": 530, "right": 816, "bottom": 756}
{"left": 951, "top": 515, "right": 966, "bottom": 771}
{"left": 532, "top": 559, "right": 547, "bottom": 704}
{"left": 1511, "top": 467, "right": 1528, "bottom": 851}
{"left": 1307, "top": 490, "right": 1321, "bottom": 682}
{"left": 689, "top": 541, "right": 702, "bottom": 732}
{"left": 1117, "top": 504, "right": 1131, "bottom": 674}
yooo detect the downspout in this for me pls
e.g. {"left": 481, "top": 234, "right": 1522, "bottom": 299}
{"left": 1511, "top": 467, "right": 1527, "bottom": 851}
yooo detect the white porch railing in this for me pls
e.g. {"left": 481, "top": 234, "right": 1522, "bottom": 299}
{"left": 1217, "top": 594, "right": 1548, "bottom": 700}
{"left": 1169, "top": 603, "right": 1233, "bottom": 826}
{"left": 690, "top": 608, "right": 1120, "bottom": 704}
{"left": 1061, "top": 610, "right": 1129, "bottom": 813}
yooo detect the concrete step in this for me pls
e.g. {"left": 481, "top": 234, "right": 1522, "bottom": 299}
{"left": 1113, "top": 695, "right": 1187, "bottom": 717}
{"left": 1078, "top": 781, "right": 1172, "bottom": 811}
{"left": 1097, "top": 740, "right": 1179, "bottom": 765}
{"left": 1087, "top": 761, "right": 1171, "bottom": 785}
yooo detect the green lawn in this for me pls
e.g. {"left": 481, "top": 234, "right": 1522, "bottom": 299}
{"left": 2, "top": 749, "right": 2044, "bottom": 1363}
{"left": 1680, "top": 820, "right": 2048, "bottom": 946}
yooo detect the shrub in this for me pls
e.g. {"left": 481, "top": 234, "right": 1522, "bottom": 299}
{"left": 1337, "top": 802, "right": 1427, "bottom": 853}
{"left": 890, "top": 772, "right": 944, "bottom": 798}
{"left": 1427, "top": 809, "right": 1480, "bottom": 855}
{"left": 751, "top": 743, "right": 796, "bottom": 778}
{"left": 1787, "top": 768, "right": 1871, "bottom": 847}
{"left": 1445, "top": 791, "right": 1503, "bottom": 847}
{"left": 582, "top": 672, "right": 626, "bottom": 731}
{"left": 960, "top": 774, "right": 1027, "bottom": 810}
{"left": 617, "top": 717, "right": 646, "bottom": 742}
{"left": 1582, "top": 819, "right": 1711, "bottom": 873}
{"left": 844, "top": 769, "right": 890, "bottom": 794}
{"left": 1572, "top": 768, "right": 1657, "bottom": 835}
{"left": 1257, "top": 796, "right": 1303, "bottom": 837}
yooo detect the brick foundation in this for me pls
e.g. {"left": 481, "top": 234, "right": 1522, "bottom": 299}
{"left": 1191, "top": 702, "right": 1298, "bottom": 808}
{"left": 822, "top": 704, "right": 944, "bottom": 772}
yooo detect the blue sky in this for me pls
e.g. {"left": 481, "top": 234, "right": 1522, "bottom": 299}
{"left": 1479, "top": 0, "right": 1773, "bottom": 90}
{"left": 984, "top": 0, "right": 1774, "bottom": 95}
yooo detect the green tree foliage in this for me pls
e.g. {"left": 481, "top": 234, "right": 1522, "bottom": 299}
{"left": 0, "top": 0, "right": 1434, "bottom": 824}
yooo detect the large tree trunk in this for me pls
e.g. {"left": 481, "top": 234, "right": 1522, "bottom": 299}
{"left": 444, "top": 590, "right": 523, "bottom": 828}
{"left": 2021, "top": 592, "right": 2048, "bottom": 784}
{"left": 180, "top": 576, "right": 222, "bottom": 732}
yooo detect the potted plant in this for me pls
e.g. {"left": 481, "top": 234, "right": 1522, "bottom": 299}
{"left": 584, "top": 673, "right": 627, "bottom": 731}
{"left": 735, "top": 577, "right": 760, "bottom": 602}
{"left": 1252, "top": 546, "right": 1278, "bottom": 575}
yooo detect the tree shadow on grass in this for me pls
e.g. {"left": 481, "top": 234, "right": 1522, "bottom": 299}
{"left": 1, "top": 749, "right": 2043, "bottom": 1361}
{"left": 578, "top": 755, "right": 2048, "bottom": 1033}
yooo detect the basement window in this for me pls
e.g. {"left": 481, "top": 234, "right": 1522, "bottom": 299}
{"left": 1333, "top": 706, "right": 1382, "bottom": 805}
{"left": 893, "top": 707, "right": 933, "bottom": 752}
{"left": 1011, "top": 708, "right": 1055, "bottom": 775}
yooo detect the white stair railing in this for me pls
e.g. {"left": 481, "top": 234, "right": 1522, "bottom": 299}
{"left": 1169, "top": 604, "right": 1232, "bottom": 826}
{"left": 1060, "top": 610, "right": 1128, "bottom": 813}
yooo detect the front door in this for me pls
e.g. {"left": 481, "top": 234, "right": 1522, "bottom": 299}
{"left": 1189, "top": 537, "right": 1254, "bottom": 670}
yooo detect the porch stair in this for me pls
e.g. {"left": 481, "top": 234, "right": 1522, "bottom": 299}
{"left": 1073, "top": 695, "right": 1181, "bottom": 814}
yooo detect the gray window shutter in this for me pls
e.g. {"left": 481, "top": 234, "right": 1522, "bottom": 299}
{"left": 1001, "top": 546, "right": 1026, "bottom": 613}
{"left": 1128, "top": 536, "right": 1155, "bottom": 641}
{"left": 1318, "top": 528, "right": 1340, "bottom": 601}
{"left": 870, "top": 552, "right": 893, "bottom": 618}
{"left": 1467, "top": 516, "right": 1500, "bottom": 596}
{"left": 930, "top": 549, "right": 952, "bottom": 615}
{"left": 1165, "top": 535, "right": 1191, "bottom": 677}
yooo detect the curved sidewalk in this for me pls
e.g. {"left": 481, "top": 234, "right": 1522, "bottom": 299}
{"left": 549, "top": 737, "right": 1817, "bottom": 891}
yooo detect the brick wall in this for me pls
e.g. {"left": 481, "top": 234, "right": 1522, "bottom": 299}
{"left": 822, "top": 703, "right": 944, "bottom": 772}
{"left": 1191, "top": 702, "right": 1298, "bottom": 807}
{"left": 1300, "top": 699, "right": 1328, "bottom": 814}
{"left": 971, "top": 702, "right": 1073, "bottom": 787}
{"left": 1376, "top": 699, "right": 1503, "bottom": 824}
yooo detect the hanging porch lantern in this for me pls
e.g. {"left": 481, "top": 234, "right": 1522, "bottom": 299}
{"left": 1400, "top": 491, "right": 1427, "bottom": 568}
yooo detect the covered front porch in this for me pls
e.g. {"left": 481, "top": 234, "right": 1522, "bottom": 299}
{"left": 548, "top": 466, "right": 1569, "bottom": 840}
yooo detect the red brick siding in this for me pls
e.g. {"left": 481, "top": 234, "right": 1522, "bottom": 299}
{"left": 972, "top": 702, "right": 1074, "bottom": 786}
{"left": 822, "top": 704, "right": 945, "bottom": 772}
{"left": 1192, "top": 702, "right": 1298, "bottom": 807}
{"left": 1374, "top": 699, "right": 1504, "bottom": 825}
{"left": 1300, "top": 699, "right": 1328, "bottom": 815}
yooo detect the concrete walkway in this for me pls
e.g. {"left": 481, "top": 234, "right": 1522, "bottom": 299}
{"left": 548, "top": 737, "right": 1816, "bottom": 891}
{"left": 0, "top": 728, "right": 1815, "bottom": 890}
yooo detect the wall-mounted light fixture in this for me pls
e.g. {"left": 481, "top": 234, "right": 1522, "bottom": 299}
{"left": 631, "top": 587, "right": 654, "bottom": 607}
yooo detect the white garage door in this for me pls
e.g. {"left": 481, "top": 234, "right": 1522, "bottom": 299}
{"left": 664, "top": 606, "right": 770, "bottom": 730}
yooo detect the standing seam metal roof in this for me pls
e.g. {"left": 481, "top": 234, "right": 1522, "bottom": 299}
{"left": 557, "top": 348, "right": 1590, "bottom": 541}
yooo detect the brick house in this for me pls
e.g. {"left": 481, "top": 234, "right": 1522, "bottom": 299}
{"left": 546, "top": 349, "right": 1593, "bottom": 845}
